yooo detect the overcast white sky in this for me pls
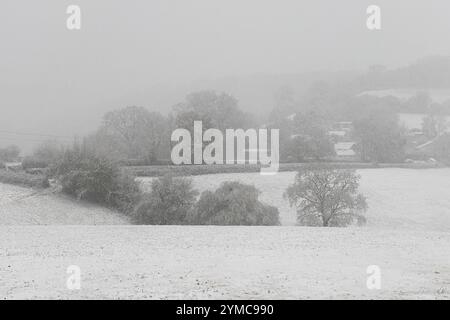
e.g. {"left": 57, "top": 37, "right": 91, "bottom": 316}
{"left": 1, "top": 0, "right": 450, "bottom": 151}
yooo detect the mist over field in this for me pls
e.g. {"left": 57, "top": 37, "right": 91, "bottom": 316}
{"left": 1, "top": 0, "right": 450, "bottom": 151}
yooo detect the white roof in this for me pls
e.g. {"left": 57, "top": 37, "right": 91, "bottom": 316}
{"left": 336, "top": 149, "right": 356, "bottom": 156}
{"left": 286, "top": 113, "right": 296, "bottom": 121}
{"left": 328, "top": 130, "right": 346, "bottom": 137}
{"left": 335, "top": 142, "right": 356, "bottom": 156}
{"left": 335, "top": 142, "right": 356, "bottom": 149}
{"left": 4, "top": 162, "right": 22, "bottom": 166}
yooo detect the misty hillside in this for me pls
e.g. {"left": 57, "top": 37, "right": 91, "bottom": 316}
{"left": 355, "top": 56, "right": 450, "bottom": 90}
{"left": 125, "top": 56, "right": 450, "bottom": 117}
{"left": 2, "top": 56, "right": 450, "bottom": 153}
{"left": 119, "top": 70, "right": 359, "bottom": 117}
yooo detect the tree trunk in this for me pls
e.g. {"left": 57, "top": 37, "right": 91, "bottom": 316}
{"left": 322, "top": 214, "right": 329, "bottom": 227}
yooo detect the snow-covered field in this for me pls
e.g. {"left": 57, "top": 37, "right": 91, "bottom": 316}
{"left": 140, "top": 168, "right": 450, "bottom": 230}
{"left": 0, "top": 226, "right": 448, "bottom": 299}
{"left": 0, "top": 183, "right": 128, "bottom": 225}
{"left": 1, "top": 169, "right": 449, "bottom": 299}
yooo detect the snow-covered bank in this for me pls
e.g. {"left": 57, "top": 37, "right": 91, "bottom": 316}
{"left": 0, "top": 183, "right": 128, "bottom": 225}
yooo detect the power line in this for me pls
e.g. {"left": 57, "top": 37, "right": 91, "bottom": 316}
{"left": 0, "top": 137, "right": 72, "bottom": 144}
{"left": 0, "top": 130, "right": 74, "bottom": 141}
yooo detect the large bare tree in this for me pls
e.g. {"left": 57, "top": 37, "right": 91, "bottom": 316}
{"left": 285, "top": 167, "right": 367, "bottom": 227}
{"left": 99, "top": 106, "right": 168, "bottom": 162}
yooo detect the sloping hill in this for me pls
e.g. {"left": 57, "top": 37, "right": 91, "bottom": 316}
{"left": 0, "top": 183, "right": 128, "bottom": 225}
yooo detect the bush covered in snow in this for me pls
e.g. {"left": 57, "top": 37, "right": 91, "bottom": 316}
{"left": 132, "top": 174, "right": 198, "bottom": 225}
{"left": 190, "top": 181, "right": 280, "bottom": 226}
{"left": 56, "top": 145, "right": 140, "bottom": 214}
{"left": 0, "top": 169, "right": 49, "bottom": 189}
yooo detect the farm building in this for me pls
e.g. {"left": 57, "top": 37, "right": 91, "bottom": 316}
{"left": 3, "top": 162, "right": 23, "bottom": 172}
{"left": 334, "top": 142, "right": 358, "bottom": 161}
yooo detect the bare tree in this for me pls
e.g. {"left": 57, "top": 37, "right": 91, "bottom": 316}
{"left": 353, "top": 111, "right": 406, "bottom": 163}
{"left": 285, "top": 167, "right": 368, "bottom": 227}
{"left": 173, "top": 91, "right": 250, "bottom": 131}
{"left": 0, "top": 145, "right": 21, "bottom": 162}
{"left": 100, "top": 106, "right": 168, "bottom": 163}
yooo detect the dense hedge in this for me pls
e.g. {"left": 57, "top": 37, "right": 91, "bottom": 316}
{"left": 127, "top": 161, "right": 443, "bottom": 177}
{"left": 22, "top": 156, "right": 50, "bottom": 169}
{"left": 56, "top": 148, "right": 141, "bottom": 214}
{"left": 0, "top": 169, "right": 49, "bottom": 188}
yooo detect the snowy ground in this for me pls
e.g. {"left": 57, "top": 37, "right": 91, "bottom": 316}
{"left": 1, "top": 169, "right": 449, "bottom": 299}
{"left": 0, "top": 183, "right": 128, "bottom": 225}
{"left": 0, "top": 226, "right": 448, "bottom": 300}
{"left": 140, "top": 168, "right": 450, "bottom": 230}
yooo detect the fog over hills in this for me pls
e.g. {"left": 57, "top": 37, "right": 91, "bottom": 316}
{"left": 1, "top": 0, "right": 450, "bottom": 153}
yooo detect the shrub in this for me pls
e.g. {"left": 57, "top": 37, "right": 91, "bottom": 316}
{"left": 0, "top": 145, "right": 21, "bottom": 162}
{"left": 433, "top": 133, "right": 450, "bottom": 164}
{"left": 107, "top": 170, "right": 141, "bottom": 214}
{"left": 59, "top": 158, "right": 116, "bottom": 202}
{"left": 190, "top": 181, "right": 280, "bottom": 226}
{"left": 22, "top": 156, "right": 50, "bottom": 169}
{"left": 132, "top": 174, "right": 198, "bottom": 224}
{"left": 353, "top": 112, "right": 407, "bottom": 163}
{"left": 56, "top": 146, "right": 140, "bottom": 214}
{"left": 0, "top": 169, "right": 49, "bottom": 188}
{"left": 28, "top": 140, "right": 65, "bottom": 169}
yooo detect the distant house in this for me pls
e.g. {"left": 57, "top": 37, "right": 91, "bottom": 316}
{"left": 283, "top": 117, "right": 360, "bottom": 161}
{"left": 328, "top": 130, "right": 346, "bottom": 138}
{"left": 286, "top": 113, "right": 296, "bottom": 121}
{"left": 407, "top": 128, "right": 425, "bottom": 137}
{"left": 3, "top": 162, "right": 23, "bottom": 172}
{"left": 328, "top": 122, "right": 354, "bottom": 141}
{"left": 401, "top": 113, "right": 450, "bottom": 158}
{"left": 333, "top": 121, "right": 353, "bottom": 132}
{"left": 414, "top": 132, "right": 448, "bottom": 154}
{"left": 416, "top": 139, "right": 436, "bottom": 151}
{"left": 328, "top": 121, "right": 359, "bottom": 161}
{"left": 334, "top": 142, "right": 358, "bottom": 160}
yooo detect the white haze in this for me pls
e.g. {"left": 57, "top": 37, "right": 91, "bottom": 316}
{"left": 0, "top": 0, "right": 450, "bottom": 152}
